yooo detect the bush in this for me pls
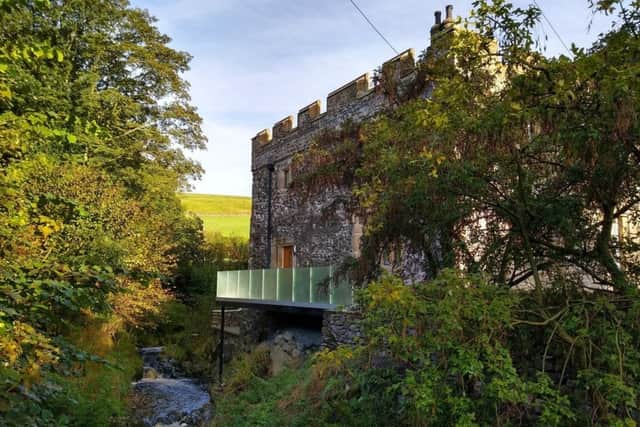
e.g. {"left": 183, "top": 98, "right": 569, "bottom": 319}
{"left": 283, "top": 270, "right": 640, "bottom": 426}
{"left": 223, "top": 344, "right": 272, "bottom": 394}
{"left": 213, "top": 361, "right": 314, "bottom": 427}
{"left": 1, "top": 315, "right": 142, "bottom": 427}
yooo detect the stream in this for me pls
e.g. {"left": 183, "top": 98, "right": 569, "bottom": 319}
{"left": 130, "top": 347, "right": 212, "bottom": 427}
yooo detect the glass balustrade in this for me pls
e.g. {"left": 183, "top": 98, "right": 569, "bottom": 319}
{"left": 216, "top": 266, "right": 352, "bottom": 308}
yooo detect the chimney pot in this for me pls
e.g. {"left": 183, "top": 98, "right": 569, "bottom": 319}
{"left": 445, "top": 4, "right": 453, "bottom": 20}
{"left": 434, "top": 11, "right": 442, "bottom": 25}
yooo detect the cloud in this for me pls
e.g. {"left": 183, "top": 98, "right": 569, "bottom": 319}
{"left": 132, "top": 0, "right": 613, "bottom": 196}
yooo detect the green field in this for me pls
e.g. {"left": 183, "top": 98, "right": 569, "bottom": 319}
{"left": 178, "top": 193, "right": 251, "bottom": 239}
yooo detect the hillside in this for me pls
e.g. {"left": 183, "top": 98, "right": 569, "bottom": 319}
{"left": 179, "top": 193, "right": 251, "bottom": 239}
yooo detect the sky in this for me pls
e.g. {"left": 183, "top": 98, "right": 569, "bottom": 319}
{"left": 130, "top": 0, "right": 614, "bottom": 197}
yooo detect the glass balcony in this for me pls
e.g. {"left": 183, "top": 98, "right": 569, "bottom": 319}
{"left": 216, "top": 266, "right": 353, "bottom": 309}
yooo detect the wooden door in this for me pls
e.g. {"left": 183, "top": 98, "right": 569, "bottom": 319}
{"left": 281, "top": 245, "right": 294, "bottom": 268}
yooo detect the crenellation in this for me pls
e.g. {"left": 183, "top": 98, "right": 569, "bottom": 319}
{"left": 249, "top": 5, "right": 458, "bottom": 272}
{"left": 382, "top": 48, "right": 416, "bottom": 79}
{"left": 297, "top": 100, "right": 322, "bottom": 128}
{"left": 250, "top": 3, "right": 460, "bottom": 154}
{"left": 252, "top": 128, "right": 272, "bottom": 146}
{"left": 326, "top": 73, "right": 371, "bottom": 112}
{"left": 272, "top": 115, "right": 294, "bottom": 139}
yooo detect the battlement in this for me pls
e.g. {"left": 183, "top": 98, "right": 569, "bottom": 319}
{"left": 380, "top": 48, "right": 415, "bottom": 80}
{"left": 251, "top": 128, "right": 272, "bottom": 146}
{"left": 298, "top": 100, "right": 322, "bottom": 128}
{"left": 251, "top": 5, "right": 459, "bottom": 150}
{"left": 326, "top": 73, "right": 371, "bottom": 113}
{"left": 252, "top": 48, "right": 416, "bottom": 147}
{"left": 273, "top": 115, "right": 294, "bottom": 139}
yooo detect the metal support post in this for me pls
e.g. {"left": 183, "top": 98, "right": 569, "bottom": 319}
{"left": 218, "top": 304, "right": 225, "bottom": 383}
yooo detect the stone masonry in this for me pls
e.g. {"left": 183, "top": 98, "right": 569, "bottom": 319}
{"left": 245, "top": 6, "right": 461, "bottom": 348}
{"left": 248, "top": 50, "right": 416, "bottom": 271}
{"left": 321, "top": 311, "right": 363, "bottom": 348}
{"left": 248, "top": 4, "right": 461, "bottom": 272}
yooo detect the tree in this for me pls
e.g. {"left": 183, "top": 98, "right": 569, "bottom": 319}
{"left": 0, "top": 0, "right": 207, "bottom": 423}
{"left": 355, "top": 0, "right": 640, "bottom": 293}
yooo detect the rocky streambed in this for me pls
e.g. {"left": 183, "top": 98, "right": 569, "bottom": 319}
{"left": 130, "top": 347, "right": 212, "bottom": 427}
{"left": 128, "top": 327, "right": 322, "bottom": 426}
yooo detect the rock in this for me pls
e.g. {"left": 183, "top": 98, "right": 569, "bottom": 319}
{"left": 282, "top": 331, "right": 293, "bottom": 342}
{"left": 269, "top": 345, "right": 290, "bottom": 375}
{"left": 267, "top": 328, "right": 321, "bottom": 375}
{"left": 143, "top": 367, "right": 160, "bottom": 379}
{"left": 139, "top": 347, "right": 184, "bottom": 379}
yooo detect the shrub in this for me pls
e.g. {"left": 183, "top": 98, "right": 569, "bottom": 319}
{"left": 224, "top": 344, "right": 272, "bottom": 394}
{"left": 292, "top": 270, "right": 640, "bottom": 426}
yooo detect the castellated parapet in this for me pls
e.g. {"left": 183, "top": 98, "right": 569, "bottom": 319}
{"left": 250, "top": 48, "right": 415, "bottom": 172}
{"left": 249, "top": 48, "right": 417, "bottom": 271}
{"left": 249, "top": 6, "right": 457, "bottom": 272}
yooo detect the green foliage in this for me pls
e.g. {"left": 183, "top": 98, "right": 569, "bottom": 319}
{"left": 222, "top": 344, "right": 272, "bottom": 394}
{"left": 54, "top": 325, "right": 142, "bottom": 427}
{"left": 279, "top": 271, "right": 639, "bottom": 426}
{"left": 213, "top": 362, "right": 315, "bottom": 427}
{"left": 2, "top": 316, "right": 142, "bottom": 427}
{"left": 322, "top": 272, "right": 573, "bottom": 425}
{"left": 0, "top": 0, "right": 208, "bottom": 423}
{"left": 140, "top": 295, "right": 218, "bottom": 378}
{"left": 348, "top": 0, "right": 640, "bottom": 290}
{"left": 140, "top": 236, "right": 249, "bottom": 379}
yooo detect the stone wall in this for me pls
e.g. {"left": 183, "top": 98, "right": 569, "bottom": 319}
{"left": 246, "top": 9, "right": 461, "bottom": 272}
{"left": 321, "top": 310, "right": 363, "bottom": 348}
{"left": 215, "top": 308, "right": 364, "bottom": 353}
{"left": 248, "top": 50, "right": 416, "bottom": 270}
{"left": 213, "top": 308, "right": 274, "bottom": 362}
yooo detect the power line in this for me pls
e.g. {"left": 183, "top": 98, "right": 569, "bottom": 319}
{"left": 347, "top": 0, "right": 399, "bottom": 55}
{"left": 532, "top": 0, "right": 573, "bottom": 57}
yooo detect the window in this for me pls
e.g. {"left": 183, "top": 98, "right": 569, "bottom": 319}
{"left": 277, "top": 164, "right": 292, "bottom": 190}
{"left": 284, "top": 168, "right": 291, "bottom": 187}
{"left": 352, "top": 216, "right": 363, "bottom": 257}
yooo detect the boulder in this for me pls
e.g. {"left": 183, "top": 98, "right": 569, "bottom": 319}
{"left": 267, "top": 328, "right": 321, "bottom": 375}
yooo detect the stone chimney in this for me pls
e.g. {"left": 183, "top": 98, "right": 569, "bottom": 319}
{"left": 445, "top": 4, "right": 454, "bottom": 22}
{"left": 430, "top": 4, "right": 456, "bottom": 45}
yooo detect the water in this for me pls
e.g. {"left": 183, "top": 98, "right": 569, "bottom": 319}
{"left": 131, "top": 347, "right": 212, "bottom": 427}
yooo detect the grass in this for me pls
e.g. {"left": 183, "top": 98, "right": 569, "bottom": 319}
{"left": 201, "top": 215, "right": 250, "bottom": 239}
{"left": 179, "top": 193, "right": 251, "bottom": 215}
{"left": 178, "top": 193, "right": 251, "bottom": 239}
{"left": 213, "top": 363, "right": 314, "bottom": 427}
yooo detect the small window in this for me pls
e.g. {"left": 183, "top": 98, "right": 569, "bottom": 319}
{"left": 284, "top": 168, "right": 291, "bottom": 187}
{"left": 352, "top": 216, "right": 363, "bottom": 257}
{"left": 278, "top": 166, "right": 292, "bottom": 190}
{"left": 381, "top": 247, "right": 396, "bottom": 267}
